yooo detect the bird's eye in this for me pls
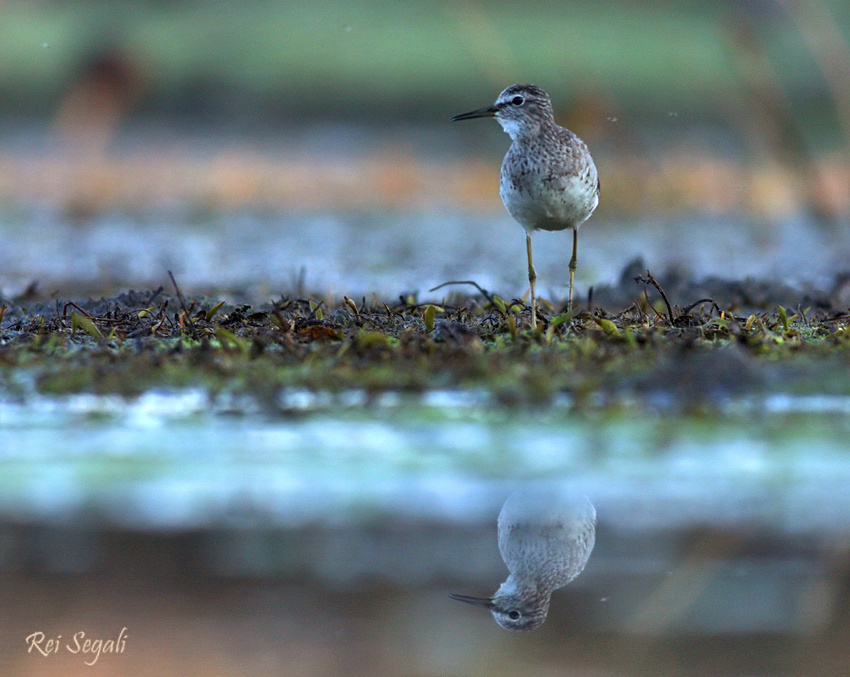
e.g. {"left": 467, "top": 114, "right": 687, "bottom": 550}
{"left": 511, "top": 96, "right": 524, "bottom": 106}
{"left": 508, "top": 610, "right": 521, "bottom": 620}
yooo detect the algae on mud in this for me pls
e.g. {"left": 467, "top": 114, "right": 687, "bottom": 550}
{"left": 1, "top": 272, "right": 850, "bottom": 410}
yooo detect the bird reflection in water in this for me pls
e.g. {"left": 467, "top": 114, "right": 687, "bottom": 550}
{"left": 450, "top": 487, "right": 596, "bottom": 631}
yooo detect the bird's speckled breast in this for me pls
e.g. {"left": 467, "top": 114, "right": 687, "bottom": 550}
{"left": 499, "top": 130, "right": 598, "bottom": 233}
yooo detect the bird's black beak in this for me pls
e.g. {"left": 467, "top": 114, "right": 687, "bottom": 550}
{"left": 448, "top": 592, "right": 495, "bottom": 608}
{"left": 451, "top": 105, "right": 498, "bottom": 122}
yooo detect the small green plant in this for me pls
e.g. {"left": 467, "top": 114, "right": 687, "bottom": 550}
{"left": 423, "top": 304, "right": 437, "bottom": 333}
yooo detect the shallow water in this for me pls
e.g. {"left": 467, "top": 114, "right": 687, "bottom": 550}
{"left": 2, "top": 206, "right": 847, "bottom": 301}
{"left": 2, "top": 385, "right": 849, "bottom": 674}
{"left": 2, "top": 388, "right": 849, "bottom": 537}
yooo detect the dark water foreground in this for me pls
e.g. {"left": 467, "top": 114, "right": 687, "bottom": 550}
{"left": 1, "top": 397, "right": 850, "bottom": 675}
{"left": 1, "top": 528, "right": 848, "bottom": 677}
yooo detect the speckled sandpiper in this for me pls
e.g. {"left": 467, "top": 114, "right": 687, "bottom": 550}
{"left": 452, "top": 84, "right": 600, "bottom": 328}
{"left": 449, "top": 489, "right": 596, "bottom": 631}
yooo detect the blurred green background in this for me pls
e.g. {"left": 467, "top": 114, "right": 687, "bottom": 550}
{"left": 1, "top": 0, "right": 847, "bottom": 131}
{"left": 1, "top": 0, "right": 849, "bottom": 224}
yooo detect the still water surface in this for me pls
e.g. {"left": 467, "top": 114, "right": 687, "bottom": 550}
{"left": 2, "top": 205, "right": 848, "bottom": 301}
{"left": 2, "top": 386, "right": 848, "bottom": 673}
{"left": 2, "top": 388, "right": 848, "bottom": 536}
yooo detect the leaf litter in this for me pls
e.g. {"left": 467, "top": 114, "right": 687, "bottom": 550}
{"left": 2, "top": 267, "right": 850, "bottom": 412}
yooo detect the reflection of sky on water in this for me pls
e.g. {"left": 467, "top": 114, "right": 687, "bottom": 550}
{"left": 2, "top": 207, "right": 848, "bottom": 300}
{"left": 2, "top": 389, "right": 849, "bottom": 537}
{"left": 1, "top": 389, "right": 848, "bottom": 639}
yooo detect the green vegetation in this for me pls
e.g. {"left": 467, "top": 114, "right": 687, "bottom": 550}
{"left": 3, "top": 281, "right": 850, "bottom": 410}
{"left": 1, "top": 0, "right": 846, "bottom": 120}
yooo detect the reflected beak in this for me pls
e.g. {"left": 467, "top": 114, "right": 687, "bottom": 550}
{"left": 451, "top": 105, "right": 498, "bottom": 122}
{"left": 448, "top": 592, "right": 495, "bottom": 608}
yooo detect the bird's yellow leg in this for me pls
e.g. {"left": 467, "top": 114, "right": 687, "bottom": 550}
{"left": 526, "top": 233, "right": 537, "bottom": 330}
{"left": 568, "top": 229, "right": 578, "bottom": 313}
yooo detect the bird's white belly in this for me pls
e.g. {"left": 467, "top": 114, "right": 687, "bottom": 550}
{"left": 501, "top": 173, "right": 597, "bottom": 233}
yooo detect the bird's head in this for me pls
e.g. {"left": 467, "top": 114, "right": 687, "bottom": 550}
{"left": 449, "top": 588, "right": 550, "bottom": 631}
{"left": 451, "top": 84, "right": 555, "bottom": 140}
